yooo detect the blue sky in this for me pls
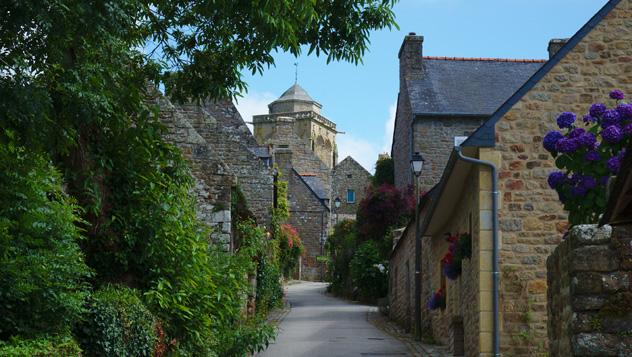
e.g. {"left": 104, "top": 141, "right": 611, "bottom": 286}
{"left": 235, "top": 0, "right": 609, "bottom": 172}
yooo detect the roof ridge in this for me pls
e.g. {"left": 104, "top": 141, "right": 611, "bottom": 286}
{"left": 423, "top": 56, "right": 546, "bottom": 63}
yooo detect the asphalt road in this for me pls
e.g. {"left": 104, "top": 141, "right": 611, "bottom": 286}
{"left": 258, "top": 281, "right": 410, "bottom": 357}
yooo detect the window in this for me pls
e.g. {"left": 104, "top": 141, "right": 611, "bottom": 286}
{"left": 346, "top": 189, "right": 356, "bottom": 203}
{"left": 347, "top": 174, "right": 352, "bottom": 178}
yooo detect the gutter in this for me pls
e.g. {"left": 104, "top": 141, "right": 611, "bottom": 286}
{"left": 455, "top": 146, "right": 500, "bottom": 357}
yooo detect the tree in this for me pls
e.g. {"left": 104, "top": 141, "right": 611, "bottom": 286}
{"left": 1, "top": 0, "right": 399, "bottom": 353}
{"left": 372, "top": 155, "right": 394, "bottom": 186}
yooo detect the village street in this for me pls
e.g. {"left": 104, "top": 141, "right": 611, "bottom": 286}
{"left": 258, "top": 282, "right": 410, "bottom": 357}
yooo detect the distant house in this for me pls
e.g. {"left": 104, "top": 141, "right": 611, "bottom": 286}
{"left": 390, "top": 0, "right": 632, "bottom": 355}
{"left": 332, "top": 156, "right": 372, "bottom": 222}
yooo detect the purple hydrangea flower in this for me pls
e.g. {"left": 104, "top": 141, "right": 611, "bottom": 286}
{"left": 580, "top": 175, "right": 597, "bottom": 190}
{"left": 589, "top": 103, "right": 607, "bottom": 118}
{"left": 616, "top": 103, "right": 632, "bottom": 119}
{"left": 570, "top": 173, "right": 582, "bottom": 185}
{"left": 623, "top": 123, "right": 632, "bottom": 136}
{"left": 569, "top": 127, "right": 585, "bottom": 138}
{"left": 556, "top": 138, "right": 580, "bottom": 153}
{"left": 602, "top": 109, "right": 621, "bottom": 127}
{"left": 543, "top": 131, "right": 564, "bottom": 153}
{"left": 578, "top": 132, "right": 597, "bottom": 148}
{"left": 600, "top": 176, "right": 610, "bottom": 185}
{"left": 607, "top": 155, "right": 622, "bottom": 173}
{"left": 610, "top": 89, "right": 625, "bottom": 100}
{"left": 557, "top": 112, "right": 576, "bottom": 129}
{"left": 571, "top": 185, "right": 588, "bottom": 197}
{"left": 585, "top": 150, "right": 601, "bottom": 162}
{"left": 583, "top": 114, "right": 596, "bottom": 124}
{"left": 548, "top": 171, "right": 566, "bottom": 189}
{"left": 602, "top": 125, "right": 623, "bottom": 143}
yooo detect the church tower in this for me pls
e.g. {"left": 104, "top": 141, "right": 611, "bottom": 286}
{"left": 253, "top": 84, "right": 338, "bottom": 168}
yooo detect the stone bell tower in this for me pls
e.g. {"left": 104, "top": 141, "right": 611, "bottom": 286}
{"left": 252, "top": 83, "right": 338, "bottom": 168}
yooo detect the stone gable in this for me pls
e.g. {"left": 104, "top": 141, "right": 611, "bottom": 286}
{"left": 332, "top": 156, "right": 372, "bottom": 216}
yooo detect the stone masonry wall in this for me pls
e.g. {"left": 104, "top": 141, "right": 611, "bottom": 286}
{"left": 393, "top": 77, "right": 414, "bottom": 191}
{"left": 426, "top": 169, "right": 481, "bottom": 356}
{"left": 332, "top": 157, "right": 372, "bottom": 216}
{"left": 390, "top": 225, "right": 416, "bottom": 331}
{"left": 275, "top": 149, "right": 328, "bottom": 281}
{"left": 176, "top": 102, "right": 274, "bottom": 227}
{"left": 547, "top": 224, "right": 632, "bottom": 356}
{"left": 493, "top": 2, "right": 632, "bottom": 354}
{"left": 288, "top": 169, "right": 329, "bottom": 281}
{"left": 154, "top": 96, "right": 234, "bottom": 250}
{"left": 414, "top": 117, "right": 485, "bottom": 192}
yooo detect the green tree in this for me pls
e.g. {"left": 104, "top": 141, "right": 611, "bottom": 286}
{"left": 372, "top": 155, "right": 394, "bottom": 186}
{"left": 1, "top": 0, "right": 399, "bottom": 354}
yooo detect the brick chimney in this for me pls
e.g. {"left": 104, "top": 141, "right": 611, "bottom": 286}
{"left": 548, "top": 38, "right": 569, "bottom": 59}
{"left": 399, "top": 32, "right": 424, "bottom": 79}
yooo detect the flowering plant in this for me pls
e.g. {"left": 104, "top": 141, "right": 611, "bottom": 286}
{"left": 426, "top": 288, "right": 446, "bottom": 310}
{"left": 441, "top": 233, "right": 472, "bottom": 280}
{"left": 543, "top": 90, "right": 631, "bottom": 225}
{"left": 279, "top": 224, "right": 303, "bottom": 277}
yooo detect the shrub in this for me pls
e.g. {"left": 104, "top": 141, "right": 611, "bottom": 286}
{"left": 279, "top": 224, "right": 303, "bottom": 278}
{"left": 543, "top": 89, "right": 632, "bottom": 225}
{"left": 356, "top": 184, "right": 414, "bottom": 244}
{"left": 0, "top": 136, "right": 91, "bottom": 339}
{"left": 349, "top": 241, "right": 388, "bottom": 301}
{"left": 256, "top": 256, "right": 284, "bottom": 314}
{"left": 0, "top": 335, "right": 82, "bottom": 357}
{"left": 77, "top": 285, "right": 156, "bottom": 356}
{"left": 216, "top": 317, "right": 276, "bottom": 357}
{"left": 326, "top": 220, "right": 358, "bottom": 297}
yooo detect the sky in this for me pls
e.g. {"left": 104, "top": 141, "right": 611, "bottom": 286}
{"left": 234, "top": 0, "right": 609, "bottom": 173}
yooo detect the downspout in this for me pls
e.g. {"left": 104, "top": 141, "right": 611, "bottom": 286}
{"left": 455, "top": 146, "right": 500, "bottom": 357}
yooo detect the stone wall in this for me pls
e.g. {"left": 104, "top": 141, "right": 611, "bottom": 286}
{"left": 275, "top": 149, "right": 329, "bottom": 281}
{"left": 547, "top": 224, "right": 632, "bottom": 356}
{"left": 389, "top": 224, "right": 416, "bottom": 331}
{"left": 332, "top": 157, "right": 372, "bottom": 216}
{"left": 425, "top": 169, "right": 482, "bottom": 356}
{"left": 492, "top": 2, "right": 632, "bottom": 354}
{"left": 154, "top": 96, "right": 234, "bottom": 250}
{"left": 414, "top": 117, "right": 485, "bottom": 192}
{"left": 176, "top": 102, "right": 274, "bottom": 227}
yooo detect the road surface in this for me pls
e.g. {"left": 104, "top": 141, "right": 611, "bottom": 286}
{"left": 258, "top": 281, "right": 410, "bottom": 357}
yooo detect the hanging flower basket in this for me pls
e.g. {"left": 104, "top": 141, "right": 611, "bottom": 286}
{"left": 426, "top": 288, "right": 445, "bottom": 310}
{"left": 441, "top": 233, "right": 472, "bottom": 280}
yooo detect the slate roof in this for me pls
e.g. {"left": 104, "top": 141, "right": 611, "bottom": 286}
{"left": 409, "top": 58, "right": 544, "bottom": 116}
{"left": 298, "top": 173, "right": 329, "bottom": 201}
{"left": 273, "top": 84, "right": 317, "bottom": 104}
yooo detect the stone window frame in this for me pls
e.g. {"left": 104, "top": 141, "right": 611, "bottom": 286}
{"left": 346, "top": 189, "right": 356, "bottom": 203}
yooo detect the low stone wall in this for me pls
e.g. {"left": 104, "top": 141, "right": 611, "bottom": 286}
{"left": 547, "top": 224, "right": 632, "bottom": 356}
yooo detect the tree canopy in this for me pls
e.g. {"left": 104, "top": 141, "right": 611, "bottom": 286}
{"left": 0, "top": 0, "right": 399, "bottom": 354}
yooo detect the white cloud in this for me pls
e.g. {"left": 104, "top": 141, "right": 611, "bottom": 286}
{"left": 382, "top": 103, "right": 397, "bottom": 153}
{"left": 337, "top": 134, "right": 380, "bottom": 174}
{"left": 338, "top": 102, "right": 396, "bottom": 174}
{"left": 233, "top": 91, "right": 277, "bottom": 133}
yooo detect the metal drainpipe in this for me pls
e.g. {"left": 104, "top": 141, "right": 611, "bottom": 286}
{"left": 455, "top": 146, "right": 500, "bottom": 357}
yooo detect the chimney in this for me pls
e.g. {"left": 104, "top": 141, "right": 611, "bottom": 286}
{"left": 548, "top": 39, "right": 569, "bottom": 59}
{"left": 399, "top": 32, "right": 424, "bottom": 78}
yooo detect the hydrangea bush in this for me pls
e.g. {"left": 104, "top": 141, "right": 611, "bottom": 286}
{"left": 426, "top": 288, "right": 445, "bottom": 310}
{"left": 543, "top": 90, "right": 631, "bottom": 225}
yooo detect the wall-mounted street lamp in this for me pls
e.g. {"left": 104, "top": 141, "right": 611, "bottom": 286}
{"left": 410, "top": 152, "right": 425, "bottom": 341}
{"left": 334, "top": 197, "right": 341, "bottom": 225}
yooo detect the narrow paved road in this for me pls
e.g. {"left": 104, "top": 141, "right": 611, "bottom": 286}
{"left": 258, "top": 281, "right": 410, "bottom": 357}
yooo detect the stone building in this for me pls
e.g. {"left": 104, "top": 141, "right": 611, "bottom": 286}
{"left": 154, "top": 93, "right": 274, "bottom": 252}
{"left": 389, "top": 0, "right": 632, "bottom": 355}
{"left": 332, "top": 156, "right": 372, "bottom": 222}
{"left": 391, "top": 33, "right": 543, "bottom": 192}
{"left": 252, "top": 83, "right": 370, "bottom": 280}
